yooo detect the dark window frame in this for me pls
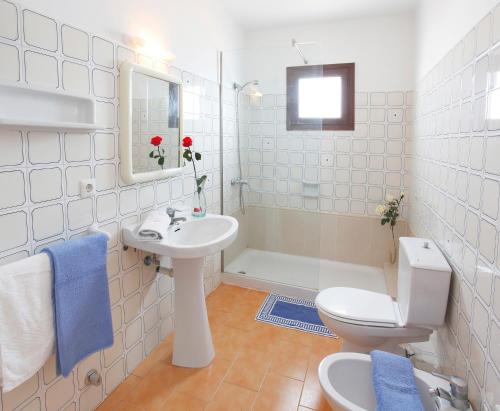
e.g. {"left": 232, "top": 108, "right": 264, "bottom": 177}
{"left": 286, "top": 63, "right": 355, "bottom": 131}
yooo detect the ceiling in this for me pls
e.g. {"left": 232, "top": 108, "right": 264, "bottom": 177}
{"left": 220, "top": 0, "right": 418, "bottom": 30}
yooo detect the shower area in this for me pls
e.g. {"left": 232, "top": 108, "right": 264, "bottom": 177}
{"left": 219, "top": 41, "right": 409, "bottom": 298}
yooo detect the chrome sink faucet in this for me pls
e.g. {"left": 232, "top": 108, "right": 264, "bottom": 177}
{"left": 429, "top": 373, "right": 471, "bottom": 410}
{"left": 166, "top": 207, "right": 186, "bottom": 225}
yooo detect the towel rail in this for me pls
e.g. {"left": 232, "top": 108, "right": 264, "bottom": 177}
{"left": 86, "top": 224, "right": 111, "bottom": 240}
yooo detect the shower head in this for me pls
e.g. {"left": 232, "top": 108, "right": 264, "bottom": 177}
{"left": 233, "top": 80, "right": 259, "bottom": 91}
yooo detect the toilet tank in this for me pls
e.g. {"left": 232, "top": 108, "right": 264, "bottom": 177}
{"left": 397, "top": 237, "right": 452, "bottom": 327}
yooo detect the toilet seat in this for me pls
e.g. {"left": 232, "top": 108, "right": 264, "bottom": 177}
{"left": 316, "top": 287, "right": 400, "bottom": 328}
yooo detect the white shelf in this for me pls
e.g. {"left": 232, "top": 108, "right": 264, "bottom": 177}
{"left": 0, "top": 82, "right": 104, "bottom": 132}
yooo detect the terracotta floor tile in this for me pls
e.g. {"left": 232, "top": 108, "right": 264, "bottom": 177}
{"left": 310, "top": 335, "right": 342, "bottom": 358}
{"left": 97, "top": 375, "right": 142, "bottom": 411}
{"left": 252, "top": 372, "right": 304, "bottom": 411}
{"left": 270, "top": 339, "right": 311, "bottom": 381}
{"left": 206, "top": 284, "right": 249, "bottom": 312}
{"left": 224, "top": 347, "right": 271, "bottom": 391}
{"left": 157, "top": 391, "right": 206, "bottom": 411}
{"left": 205, "top": 382, "right": 257, "bottom": 411}
{"left": 124, "top": 362, "right": 196, "bottom": 409}
{"left": 213, "top": 325, "right": 249, "bottom": 361}
{"left": 175, "top": 356, "right": 233, "bottom": 402}
{"left": 242, "top": 323, "right": 283, "bottom": 353}
{"left": 243, "top": 289, "right": 268, "bottom": 309}
{"left": 223, "top": 303, "right": 259, "bottom": 331}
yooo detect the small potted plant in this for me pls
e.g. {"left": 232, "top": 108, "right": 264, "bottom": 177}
{"left": 182, "top": 136, "right": 207, "bottom": 217}
{"left": 376, "top": 193, "right": 404, "bottom": 264}
{"left": 149, "top": 135, "right": 166, "bottom": 169}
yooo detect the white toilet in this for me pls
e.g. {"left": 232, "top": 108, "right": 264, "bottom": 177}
{"left": 315, "top": 237, "right": 452, "bottom": 354}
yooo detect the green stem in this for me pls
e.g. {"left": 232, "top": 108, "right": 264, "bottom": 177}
{"left": 157, "top": 146, "right": 163, "bottom": 169}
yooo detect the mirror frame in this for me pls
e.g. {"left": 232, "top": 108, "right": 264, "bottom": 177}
{"left": 119, "top": 61, "right": 185, "bottom": 184}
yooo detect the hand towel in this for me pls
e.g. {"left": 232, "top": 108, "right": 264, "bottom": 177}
{"left": 370, "top": 350, "right": 425, "bottom": 411}
{"left": 42, "top": 233, "right": 113, "bottom": 377}
{"left": 0, "top": 254, "right": 54, "bottom": 392}
{"left": 136, "top": 213, "right": 171, "bottom": 241}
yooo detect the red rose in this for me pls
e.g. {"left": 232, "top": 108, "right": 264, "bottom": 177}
{"left": 182, "top": 136, "right": 193, "bottom": 147}
{"left": 150, "top": 136, "right": 163, "bottom": 146}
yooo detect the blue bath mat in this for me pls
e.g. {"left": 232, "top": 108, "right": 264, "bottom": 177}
{"left": 255, "top": 294, "right": 335, "bottom": 337}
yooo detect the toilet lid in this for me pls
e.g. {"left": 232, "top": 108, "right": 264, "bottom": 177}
{"left": 316, "top": 287, "right": 397, "bottom": 326}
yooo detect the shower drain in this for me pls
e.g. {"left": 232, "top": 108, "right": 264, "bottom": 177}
{"left": 237, "top": 270, "right": 247, "bottom": 274}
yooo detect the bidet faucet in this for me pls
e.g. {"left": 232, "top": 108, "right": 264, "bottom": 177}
{"left": 166, "top": 207, "right": 186, "bottom": 225}
{"left": 429, "top": 373, "right": 470, "bottom": 411}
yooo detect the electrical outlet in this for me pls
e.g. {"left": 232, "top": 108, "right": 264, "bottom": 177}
{"left": 80, "top": 178, "right": 96, "bottom": 198}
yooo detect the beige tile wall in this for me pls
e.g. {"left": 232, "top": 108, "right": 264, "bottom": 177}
{"left": 239, "top": 206, "right": 408, "bottom": 268}
{"left": 410, "top": 3, "right": 500, "bottom": 409}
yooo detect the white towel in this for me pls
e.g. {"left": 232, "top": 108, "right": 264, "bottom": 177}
{"left": 136, "top": 213, "right": 171, "bottom": 241}
{"left": 0, "top": 254, "right": 55, "bottom": 392}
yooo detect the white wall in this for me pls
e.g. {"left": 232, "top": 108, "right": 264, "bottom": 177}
{"left": 18, "top": 0, "right": 244, "bottom": 81}
{"left": 415, "top": 0, "right": 499, "bottom": 79}
{"left": 234, "top": 13, "right": 415, "bottom": 94}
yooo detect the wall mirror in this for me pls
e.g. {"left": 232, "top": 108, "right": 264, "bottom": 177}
{"left": 119, "top": 62, "right": 184, "bottom": 184}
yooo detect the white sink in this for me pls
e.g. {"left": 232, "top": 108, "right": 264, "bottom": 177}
{"left": 318, "top": 352, "right": 451, "bottom": 411}
{"left": 122, "top": 213, "right": 238, "bottom": 368}
{"left": 123, "top": 214, "right": 238, "bottom": 259}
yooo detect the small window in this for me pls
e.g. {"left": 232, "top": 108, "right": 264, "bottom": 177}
{"left": 287, "top": 63, "right": 355, "bottom": 131}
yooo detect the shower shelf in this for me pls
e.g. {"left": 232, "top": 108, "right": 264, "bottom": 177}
{"left": 0, "top": 82, "right": 104, "bottom": 132}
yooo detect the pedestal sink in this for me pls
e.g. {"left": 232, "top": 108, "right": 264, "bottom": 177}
{"left": 123, "top": 213, "right": 238, "bottom": 368}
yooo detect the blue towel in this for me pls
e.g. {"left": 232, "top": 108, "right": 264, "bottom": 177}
{"left": 370, "top": 350, "right": 425, "bottom": 411}
{"left": 43, "top": 233, "right": 113, "bottom": 377}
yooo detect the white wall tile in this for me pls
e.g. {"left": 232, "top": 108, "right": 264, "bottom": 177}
{"left": 45, "top": 373, "right": 75, "bottom": 411}
{"left": 119, "top": 189, "right": 137, "bottom": 215}
{"left": 125, "top": 342, "right": 143, "bottom": 373}
{"left": 67, "top": 198, "right": 93, "bottom": 230}
{"left": 28, "top": 132, "right": 61, "bottom": 164}
{"left": 0, "top": 0, "right": 18, "bottom": 41}
{"left": 96, "top": 101, "right": 115, "bottom": 129}
{"left": 25, "top": 50, "right": 58, "bottom": 88}
{"left": 23, "top": 10, "right": 57, "bottom": 52}
{"left": 62, "top": 61, "right": 89, "bottom": 94}
{"left": 103, "top": 332, "right": 123, "bottom": 367}
{"left": 61, "top": 24, "right": 88, "bottom": 61}
{"left": 92, "top": 36, "right": 114, "bottom": 68}
{"left": 95, "top": 163, "right": 116, "bottom": 191}
{"left": 123, "top": 292, "right": 141, "bottom": 323}
{"left": 92, "top": 69, "right": 115, "bottom": 98}
{"left": 0, "top": 170, "right": 25, "bottom": 208}
{"left": 476, "top": 14, "right": 492, "bottom": 56}
{"left": 0, "top": 210, "right": 27, "bottom": 252}
{"left": 64, "top": 133, "right": 91, "bottom": 162}
{"left": 32, "top": 204, "right": 63, "bottom": 240}
{"left": 79, "top": 384, "right": 102, "bottom": 411}
{"left": 93, "top": 133, "right": 115, "bottom": 160}
{"left": 139, "top": 185, "right": 154, "bottom": 209}
{"left": 0, "top": 42, "right": 20, "bottom": 81}
{"left": 29, "top": 168, "right": 62, "bottom": 203}
{"left": 0, "top": 130, "right": 23, "bottom": 166}
{"left": 96, "top": 193, "right": 117, "bottom": 222}
{"left": 104, "top": 359, "right": 124, "bottom": 395}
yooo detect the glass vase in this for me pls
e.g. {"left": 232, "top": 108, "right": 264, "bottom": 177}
{"left": 191, "top": 188, "right": 207, "bottom": 218}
